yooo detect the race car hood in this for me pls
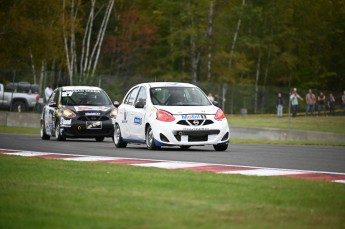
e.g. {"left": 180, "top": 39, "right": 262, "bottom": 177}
{"left": 154, "top": 105, "right": 219, "bottom": 115}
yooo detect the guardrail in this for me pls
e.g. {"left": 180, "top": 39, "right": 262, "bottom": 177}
{"left": 0, "top": 112, "right": 41, "bottom": 128}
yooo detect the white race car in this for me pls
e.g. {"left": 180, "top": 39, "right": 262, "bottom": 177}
{"left": 114, "top": 82, "right": 230, "bottom": 151}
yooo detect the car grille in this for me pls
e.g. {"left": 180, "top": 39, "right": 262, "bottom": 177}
{"left": 75, "top": 127, "right": 113, "bottom": 135}
{"left": 63, "top": 126, "right": 113, "bottom": 137}
{"left": 174, "top": 130, "right": 220, "bottom": 142}
{"left": 176, "top": 119, "right": 214, "bottom": 126}
{"left": 78, "top": 116, "right": 110, "bottom": 121}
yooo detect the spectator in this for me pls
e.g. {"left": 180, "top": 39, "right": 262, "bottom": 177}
{"left": 290, "top": 88, "right": 303, "bottom": 117}
{"left": 34, "top": 95, "right": 43, "bottom": 113}
{"left": 317, "top": 92, "right": 326, "bottom": 116}
{"left": 44, "top": 85, "right": 53, "bottom": 102}
{"left": 328, "top": 93, "right": 335, "bottom": 116}
{"left": 305, "top": 89, "right": 316, "bottom": 116}
{"left": 342, "top": 91, "right": 345, "bottom": 115}
{"left": 276, "top": 92, "right": 284, "bottom": 117}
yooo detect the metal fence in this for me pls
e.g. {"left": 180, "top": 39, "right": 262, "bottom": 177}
{"left": 1, "top": 70, "right": 343, "bottom": 115}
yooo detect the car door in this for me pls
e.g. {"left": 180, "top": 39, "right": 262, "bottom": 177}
{"left": 118, "top": 86, "right": 139, "bottom": 139}
{"left": 44, "top": 89, "right": 60, "bottom": 135}
{"left": 129, "top": 86, "right": 147, "bottom": 141}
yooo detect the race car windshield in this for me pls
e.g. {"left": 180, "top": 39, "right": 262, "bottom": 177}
{"left": 150, "top": 87, "right": 212, "bottom": 106}
{"left": 61, "top": 90, "right": 112, "bottom": 106}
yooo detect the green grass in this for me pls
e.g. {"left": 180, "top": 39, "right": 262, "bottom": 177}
{"left": 0, "top": 154, "right": 344, "bottom": 229}
{"left": 0, "top": 126, "right": 39, "bottom": 135}
{"left": 231, "top": 138, "right": 345, "bottom": 146}
{"left": 228, "top": 114, "right": 345, "bottom": 134}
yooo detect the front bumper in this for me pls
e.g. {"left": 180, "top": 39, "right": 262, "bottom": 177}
{"left": 60, "top": 118, "right": 115, "bottom": 138}
{"left": 151, "top": 118, "right": 230, "bottom": 146}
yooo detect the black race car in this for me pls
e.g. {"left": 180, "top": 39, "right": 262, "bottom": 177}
{"left": 40, "top": 86, "right": 118, "bottom": 141}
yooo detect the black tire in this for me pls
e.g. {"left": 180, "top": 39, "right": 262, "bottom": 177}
{"left": 12, "top": 101, "right": 26, "bottom": 112}
{"left": 180, "top": 146, "right": 191, "bottom": 150}
{"left": 40, "top": 120, "right": 50, "bottom": 140}
{"left": 113, "top": 124, "right": 127, "bottom": 148}
{"left": 146, "top": 125, "right": 160, "bottom": 150}
{"left": 55, "top": 122, "right": 66, "bottom": 141}
{"left": 213, "top": 143, "right": 228, "bottom": 151}
{"left": 95, "top": 137, "right": 104, "bottom": 142}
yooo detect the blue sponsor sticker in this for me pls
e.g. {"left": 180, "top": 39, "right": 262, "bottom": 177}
{"left": 134, "top": 117, "right": 142, "bottom": 125}
{"left": 181, "top": 114, "right": 204, "bottom": 120}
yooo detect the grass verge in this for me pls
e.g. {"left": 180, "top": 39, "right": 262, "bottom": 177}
{"left": 0, "top": 154, "right": 344, "bottom": 229}
{"left": 228, "top": 114, "right": 345, "bottom": 134}
{"left": 231, "top": 138, "right": 345, "bottom": 146}
{"left": 0, "top": 126, "right": 39, "bottom": 135}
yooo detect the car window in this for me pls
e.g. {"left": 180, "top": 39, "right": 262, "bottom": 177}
{"left": 124, "top": 87, "right": 139, "bottom": 106}
{"left": 51, "top": 90, "right": 59, "bottom": 104}
{"left": 135, "top": 86, "right": 147, "bottom": 106}
{"left": 61, "top": 90, "right": 112, "bottom": 106}
{"left": 150, "top": 87, "right": 211, "bottom": 106}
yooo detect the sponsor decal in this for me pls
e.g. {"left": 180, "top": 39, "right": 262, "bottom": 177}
{"left": 86, "top": 121, "right": 102, "bottom": 129}
{"left": 60, "top": 118, "right": 72, "bottom": 126}
{"left": 181, "top": 114, "right": 206, "bottom": 120}
{"left": 74, "top": 106, "right": 109, "bottom": 112}
{"left": 182, "top": 127, "right": 209, "bottom": 131}
{"left": 62, "top": 91, "right": 74, "bottom": 97}
{"left": 85, "top": 112, "right": 100, "bottom": 116}
{"left": 134, "top": 117, "right": 142, "bottom": 125}
{"left": 62, "top": 90, "right": 101, "bottom": 96}
{"left": 122, "top": 111, "right": 128, "bottom": 123}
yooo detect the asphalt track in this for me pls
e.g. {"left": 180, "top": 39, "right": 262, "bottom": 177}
{"left": 1, "top": 133, "right": 344, "bottom": 174}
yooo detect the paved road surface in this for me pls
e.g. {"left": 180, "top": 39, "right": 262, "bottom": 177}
{"left": 1, "top": 133, "right": 344, "bottom": 173}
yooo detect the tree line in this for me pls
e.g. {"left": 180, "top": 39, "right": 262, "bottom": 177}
{"left": 0, "top": 0, "right": 344, "bottom": 112}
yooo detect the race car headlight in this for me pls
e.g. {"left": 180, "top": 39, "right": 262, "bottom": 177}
{"left": 156, "top": 109, "right": 175, "bottom": 122}
{"left": 215, "top": 109, "right": 225, "bottom": 121}
{"left": 110, "top": 108, "right": 118, "bottom": 118}
{"left": 62, "top": 109, "right": 76, "bottom": 119}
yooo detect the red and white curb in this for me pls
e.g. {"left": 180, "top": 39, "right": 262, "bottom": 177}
{"left": 1, "top": 148, "right": 345, "bottom": 184}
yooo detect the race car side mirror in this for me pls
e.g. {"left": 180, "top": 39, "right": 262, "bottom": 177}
{"left": 49, "top": 101, "right": 57, "bottom": 108}
{"left": 134, "top": 101, "right": 145, "bottom": 109}
{"left": 113, "top": 101, "right": 120, "bottom": 108}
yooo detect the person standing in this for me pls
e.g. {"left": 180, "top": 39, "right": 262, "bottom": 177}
{"left": 305, "top": 89, "right": 316, "bottom": 116}
{"left": 276, "top": 92, "right": 284, "bottom": 117}
{"left": 317, "top": 92, "right": 326, "bottom": 116}
{"left": 290, "top": 88, "right": 303, "bottom": 117}
{"left": 328, "top": 93, "right": 336, "bottom": 116}
{"left": 44, "top": 85, "right": 53, "bottom": 102}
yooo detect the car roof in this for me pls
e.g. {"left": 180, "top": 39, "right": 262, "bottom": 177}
{"left": 60, "top": 86, "right": 103, "bottom": 91}
{"left": 143, "top": 82, "right": 196, "bottom": 88}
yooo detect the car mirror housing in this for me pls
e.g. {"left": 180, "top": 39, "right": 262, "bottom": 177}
{"left": 48, "top": 101, "right": 57, "bottom": 108}
{"left": 113, "top": 101, "right": 120, "bottom": 108}
{"left": 134, "top": 101, "right": 145, "bottom": 109}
